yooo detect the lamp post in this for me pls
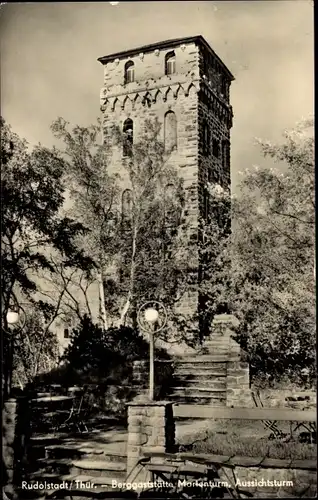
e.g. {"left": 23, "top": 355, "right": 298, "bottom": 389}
{"left": 137, "top": 301, "right": 167, "bottom": 401}
{"left": 3, "top": 305, "right": 26, "bottom": 399}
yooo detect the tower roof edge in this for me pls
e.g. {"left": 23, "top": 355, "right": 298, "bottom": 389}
{"left": 97, "top": 35, "right": 234, "bottom": 81}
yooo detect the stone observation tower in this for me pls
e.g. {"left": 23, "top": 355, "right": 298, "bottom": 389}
{"left": 98, "top": 35, "right": 234, "bottom": 327}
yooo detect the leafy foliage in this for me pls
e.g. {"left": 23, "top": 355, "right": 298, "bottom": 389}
{"left": 51, "top": 117, "right": 190, "bottom": 330}
{"left": 1, "top": 117, "right": 94, "bottom": 321}
{"left": 62, "top": 314, "right": 170, "bottom": 378}
{"left": 228, "top": 118, "right": 315, "bottom": 386}
{"left": 38, "top": 315, "right": 171, "bottom": 416}
{"left": 1, "top": 117, "right": 97, "bottom": 398}
{"left": 12, "top": 307, "right": 59, "bottom": 389}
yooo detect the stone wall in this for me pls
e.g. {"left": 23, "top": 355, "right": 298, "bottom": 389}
{"left": 228, "top": 464, "right": 317, "bottom": 498}
{"left": 226, "top": 360, "right": 252, "bottom": 408}
{"left": 142, "top": 451, "right": 316, "bottom": 498}
{"left": 126, "top": 399, "right": 316, "bottom": 498}
{"left": 206, "top": 314, "right": 253, "bottom": 408}
{"left": 132, "top": 360, "right": 174, "bottom": 400}
{"left": 127, "top": 401, "right": 175, "bottom": 483}
{"left": 256, "top": 389, "right": 316, "bottom": 410}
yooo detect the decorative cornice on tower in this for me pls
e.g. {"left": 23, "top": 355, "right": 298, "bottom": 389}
{"left": 201, "top": 79, "right": 232, "bottom": 111}
{"left": 100, "top": 79, "right": 200, "bottom": 109}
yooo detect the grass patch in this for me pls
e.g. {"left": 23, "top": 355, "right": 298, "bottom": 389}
{"left": 178, "top": 419, "right": 317, "bottom": 460}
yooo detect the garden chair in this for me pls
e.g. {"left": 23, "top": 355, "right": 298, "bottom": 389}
{"left": 54, "top": 391, "right": 89, "bottom": 433}
{"left": 251, "top": 390, "right": 287, "bottom": 440}
{"left": 252, "top": 390, "right": 316, "bottom": 443}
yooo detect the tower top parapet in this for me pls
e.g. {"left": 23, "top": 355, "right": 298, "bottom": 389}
{"left": 98, "top": 35, "right": 234, "bottom": 81}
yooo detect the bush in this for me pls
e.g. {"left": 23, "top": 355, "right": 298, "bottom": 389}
{"left": 30, "top": 315, "right": 173, "bottom": 418}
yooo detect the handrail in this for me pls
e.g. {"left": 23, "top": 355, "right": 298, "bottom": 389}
{"left": 173, "top": 404, "right": 316, "bottom": 422}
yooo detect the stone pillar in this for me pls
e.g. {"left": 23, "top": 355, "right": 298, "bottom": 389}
{"left": 205, "top": 314, "right": 241, "bottom": 356}
{"left": 3, "top": 398, "right": 18, "bottom": 499}
{"left": 127, "top": 400, "right": 175, "bottom": 484}
{"left": 2, "top": 396, "right": 30, "bottom": 500}
{"left": 226, "top": 361, "right": 253, "bottom": 408}
{"left": 204, "top": 314, "right": 252, "bottom": 407}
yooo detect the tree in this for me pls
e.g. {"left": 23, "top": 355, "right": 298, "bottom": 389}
{"left": 229, "top": 118, "right": 315, "bottom": 385}
{"left": 1, "top": 117, "right": 93, "bottom": 320}
{"left": 38, "top": 256, "right": 97, "bottom": 325}
{"left": 111, "top": 118, "right": 188, "bottom": 327}
{"left": 12, "top": 306, "right": 59, "bottom": 389}
{"left": 1, "top": 117, "right": 94, "bottom": 396}
{"left": 51, "top": 117, "right": 189, "bottom": 331}
{"left": 198, "top": 182, "right": 232, "bottom": 329}
{"left": 50, "top": 117, "right": 120, "bottom": 330}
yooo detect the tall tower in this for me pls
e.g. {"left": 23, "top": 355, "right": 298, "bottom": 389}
{"left": 98, "top": 35, "right": 234, "bottom": 329}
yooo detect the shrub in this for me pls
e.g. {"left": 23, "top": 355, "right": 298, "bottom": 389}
{"left": 30, "top": 315, "right": 172, "bottom": 418}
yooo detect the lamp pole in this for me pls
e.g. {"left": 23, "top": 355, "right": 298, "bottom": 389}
{"left": 137, "top": 301, "right": 167, "bottom": 401}
{"left": 3, "top": 305, "right": 26, "bottom": 399}
{"left": 149, "top": 323, "right": 155, "bottom": 400}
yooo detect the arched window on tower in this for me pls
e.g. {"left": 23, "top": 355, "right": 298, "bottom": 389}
{"left": 164, "top": 111, "right": 177, "bottom": 151}
{"left": 122, "top": 189, "right": 133, "bottom": 224}
{"left": 124, "top": 61, "right": 135, "bottom": 84}
{"left": 222, "top": 140, "right": 229, "bottom": 170}
{"left": 123, "top": 118, "right": 133, "bottom": 157}
{"left": 165, "top": 51, "right": 176, "bottom": 76}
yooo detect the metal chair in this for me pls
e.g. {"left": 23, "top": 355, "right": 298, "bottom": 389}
{"left": 54, "top": 392, "right": 89, "bottom": 433}
{"left": 251, "top": 390, "right": 288, "bottom": 440}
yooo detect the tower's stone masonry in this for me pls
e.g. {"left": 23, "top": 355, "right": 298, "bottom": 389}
{"left": 98, "top": 36, "right": 234, "bottom": 323}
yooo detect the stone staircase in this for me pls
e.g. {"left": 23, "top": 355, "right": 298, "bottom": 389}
{"left": 170, "top": 355, "right": 228, "bottom": 405}
{"left": 168, "top": 315, "right": 246, "bottom": 407}
{"left": 21, "top": 429, "right": 128, "bottom": 499}
{"left": 133, "top": 315, "right": 249, "bottom": 407}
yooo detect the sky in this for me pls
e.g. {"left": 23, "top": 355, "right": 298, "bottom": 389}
{"left": 0, "top": 0, "right": 314, "bottom": 189}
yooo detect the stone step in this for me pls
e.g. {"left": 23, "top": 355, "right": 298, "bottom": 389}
{"left": 27, "top": 471, "right": 70, "bottom": 483}
{"left": 45, "top": 444, "right": 86, "bottom": 460}
{"left": 78, "top": 446, "right": 127, "bottom": 462}
{"left": 45, "top": 444, "right": 103, "bottom": 458}
{"left": 203, "top": 341, "right": 230, "bottom": 347}
{"left": 173, "top": 370, "right": 226, "bottom": 379}
{"left": 30, "top": 434, "right": 62, "bottom": 446}
{"left": 172, "top": 379, "right": 227, "bottom": 390}
{"left": 175, "top": 355, "right": 228, "bottom": 362}
{"left": 174, "top": 362, "right": 228, "bottom": 371}
{"left": 172, "top": 386, "right": 227, "bottom": 397}
{"left": 71, "top": 459, "right": 126, "bottom": 480}
{"left": 174, "top": 366, "right": 226, "bottom": 380}
{"left": 28, "top": 457, "right": 72, "bottom": 475}
{"left": 29, "top": 455, "right": 128, "bottom": 478}
{"left": 202, "top": 348, "right": 230, "bottom": 355}
{"left": 171, "top": 395, "right": 226, "bottom": 405}
{"left": 44, "top": 439, "right": 127, "bottom": 460}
